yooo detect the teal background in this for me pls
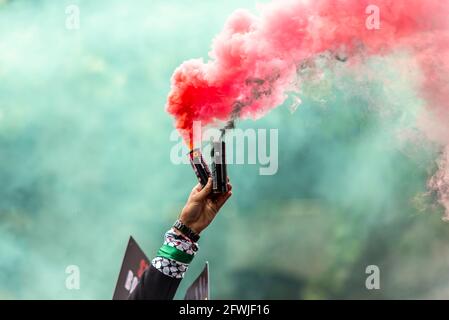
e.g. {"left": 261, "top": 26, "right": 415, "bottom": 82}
{"left": 1, "top": 0, "right": 448, "bottom": 299}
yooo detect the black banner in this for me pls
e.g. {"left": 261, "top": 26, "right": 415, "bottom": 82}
{"left": 184, "top": 262, "right": 209, "bottom": 300}
{"left": 112, "top": 237, "right": 150, "bottom": 300}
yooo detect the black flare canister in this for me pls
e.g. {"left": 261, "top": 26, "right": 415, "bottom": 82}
{"left": 211, "top": 140, "right": 228, "bottom": 194}
{"left": 189, "top": 148, "right": 211, "bottom": 187}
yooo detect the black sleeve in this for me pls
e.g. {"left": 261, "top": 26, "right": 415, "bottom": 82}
{"left": 128, "top": 264, "right": 182, "bottom": 300}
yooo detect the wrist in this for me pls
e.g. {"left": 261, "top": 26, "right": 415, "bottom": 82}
{"left": 179, "top": 209, "right": 202, "bottom": 234}
{"left": 173, "top": 219, "right": 201, "bottom": 243}
{"left": 177, "top": 219, "right": 200, "bottom": 234}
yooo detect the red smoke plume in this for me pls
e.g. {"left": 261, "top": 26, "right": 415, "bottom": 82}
{"left": 166, "top": 0, "right": 449, "bottom": 146}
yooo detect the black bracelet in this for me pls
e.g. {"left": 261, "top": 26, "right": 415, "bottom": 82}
{"left": 173, "top": 220, "right": 200, "bottom": 243}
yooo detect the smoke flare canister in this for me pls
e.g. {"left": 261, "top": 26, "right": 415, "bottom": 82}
{"left": 189, "top": 149, "right": 211, "bottom": 187}
{"left": 211, "top": 140, "right": 228, "bottom": 194}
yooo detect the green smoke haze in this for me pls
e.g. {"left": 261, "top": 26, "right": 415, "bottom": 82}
{"left": 1, "top": 0, "right": 448, "bottom": 299}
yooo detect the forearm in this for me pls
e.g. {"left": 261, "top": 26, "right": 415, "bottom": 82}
{"left": 128, "top": 228, "right": 198, "bottom": 300}
{"left": 128, "top": 177, "right": 231, "bottom": 300}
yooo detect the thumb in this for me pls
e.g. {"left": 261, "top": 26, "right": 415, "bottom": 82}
{"left": 195, "top": 178, "right": 213, "bottom": 200}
